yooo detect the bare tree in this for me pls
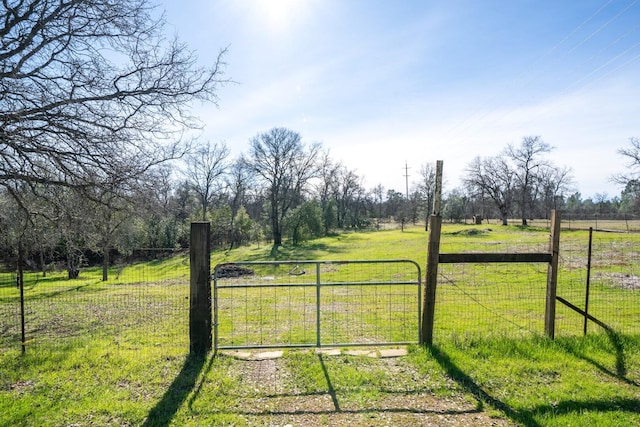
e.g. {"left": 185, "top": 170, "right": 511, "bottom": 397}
{"left": 613, "top": 137, "right": 640, "bottom": 186}
{"left": 184, "top": 141, "right": 230, "bottom": 220}
{"left": 314, "top": 151, "right": 341, "bottom": 235}
{"left": 372, "top": 184, "right": 385, "bottom": 221}
{"left": 505, "top": 136, "right": 552, "bottom": 226}
{"left": 536, "top": 165, "right": 574, "bottom": 216}
{"left": 333, "top": 165, "right": 364, "bottom": 229}
{"left": 1, "top": 0, "right": 228, "bottom": 204}
{"left": 244, "top": 127, "right": 320, "bottom": 247}
{"left": 225, "top": 159, "right": 252, "bottom": 249}
{"left": 464, "top": 156, "right": 514, "bottom": 226}
{"left": 415, "top": 163, "right": 436, "bottom": 230}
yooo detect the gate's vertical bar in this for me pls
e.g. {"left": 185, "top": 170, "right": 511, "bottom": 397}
{"left": 190, "top": 222, "right": 211, "bottom": 355}
{"left": 583, "top": 227, "right": 593, "bottom": 335}
{"left": 417, "top": 263, "right": 423, "bottom": 343}
{"left": 545, "top": 210, "right": 561, "bottom": 339}
{"left": 316, "top": 262, "right": 321, "bottom": 347}
{"left": 213, "top": 265, "right": 219, "bottom": 352}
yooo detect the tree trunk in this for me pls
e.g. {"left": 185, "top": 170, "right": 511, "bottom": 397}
{"left": 273, "top": 228, "right": 282, "bottom": 246}
{"left": 499, "top": 207, "right": 509, "bottom": 226}
{"left": 102, "top": 245, "right": 109, "bottom": 281}
{"left": 40, "top": 250, "right": 46, "bottom": 278}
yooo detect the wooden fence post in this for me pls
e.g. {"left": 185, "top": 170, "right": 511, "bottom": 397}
{"left": 422, "top": 214, "right": 443, "bottom": 345}
{"left": 422, "top": 160, "right": 444, "bottom": 346}
{"left": 544, "top": 210, "right": 561, "bottom": 339}
{"left": 190, "top": 222, "right": 211, "bottom": 355}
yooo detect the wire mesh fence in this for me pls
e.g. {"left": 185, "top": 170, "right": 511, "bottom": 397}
{"left": 433, "top": 238, "right": 551, "bottom": 342}
{"left": 556, "top": 229, "right": 640, "bottom": 336}
{"left": 213, "top": 260, "right": 421, "bottom": 350}
{"left": 2, "top": 224, "right": 640, "bottom": 357}
{"left": 433, "top": 228, "right": 640, "bottom": 343}
{"left": 0, "top": 256, "right": 190, "bottom": 356}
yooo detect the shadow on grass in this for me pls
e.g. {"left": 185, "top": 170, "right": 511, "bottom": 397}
{"left": 429, "top": 343, "right": 640, "bottom": 427}
{"left": 258, "top": 242, "right": 348, "bottom": 261}
{"left": 318, "top": 354, "right": 341, "bottom": 411}
{"left": 558, "top": 331, "right": 639, "bottom": 387}
{"left": 142, "top": 352, "right": 208, "bottom": 427}
{"left": 428, "top": 344, "right": 538, "bottom": 426}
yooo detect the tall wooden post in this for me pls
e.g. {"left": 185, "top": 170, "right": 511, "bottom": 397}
{"left": 422, "top": 214, "right": 442, "bottom": 345}
{"left": 433, "top": 160, "right": 443, "bottom": 215}
{"left": 544, "top": 210, "right": 561, "bottom": 339}
{"left": 190, "top": 222, "right": 211, "bottom": 354}
{"left": 422, "top": 160, "right": 443, "bottom": 345}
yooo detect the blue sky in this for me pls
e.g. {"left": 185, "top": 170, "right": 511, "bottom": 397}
{"left": 162, "top": 0, "right": 640, "bottom": 199}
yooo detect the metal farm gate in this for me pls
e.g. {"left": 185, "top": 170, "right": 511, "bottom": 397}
{"left": 212, "top": 260, "right": 421, "bottom": 351}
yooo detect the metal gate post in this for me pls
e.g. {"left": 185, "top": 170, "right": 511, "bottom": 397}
{"left": 584, "top": 227, "right": 593, "bottom": 335}
{"left": 544, "top": 210, "right": 561, "bottom": 339}
{"left": 190, "top": 222, "right": 211, "bottom": 355}
{"left": 316, "top": 262, "right": 321, "bottom": 347}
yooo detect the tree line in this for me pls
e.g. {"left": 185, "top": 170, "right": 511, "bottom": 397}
{"left": 2, "top": 0, "right": 640, "bottom": 279}
{"left": 4, "top": 123, "right": 640, "bottom": 279}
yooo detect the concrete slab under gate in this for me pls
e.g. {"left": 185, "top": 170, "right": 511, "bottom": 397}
{"left": 220, "top": 347, "right": 408, "bottom": 360}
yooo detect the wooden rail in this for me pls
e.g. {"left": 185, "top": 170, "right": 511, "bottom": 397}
{"left": 422, "top": 210, "right": 561, "bottom": 345}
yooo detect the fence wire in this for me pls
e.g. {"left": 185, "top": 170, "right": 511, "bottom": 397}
{"left": 3, "top": 227, "right": 639, "bottom": 356}
{"left": 434, "top": 230, "right": 640, "bottom": 343}
{"left": 434, "top": 260, "right": 549, "bottom": 341}
{"left": 556, "top": 230, "right": 640, "bottom": 336}
{"left": 214, "top": 260, "right": 421, "bottom": 350}
{"left": 0, "top": 258, "right": 189, "bottom": 356}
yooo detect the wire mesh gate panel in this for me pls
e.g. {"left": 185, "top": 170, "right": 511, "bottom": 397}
{"left": 213, "top": 260, "right": 421, "bottom": 350}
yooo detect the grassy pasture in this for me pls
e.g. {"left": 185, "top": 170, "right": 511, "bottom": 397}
{"left": 1, "top": 221, "right": 639, "bottom": 426}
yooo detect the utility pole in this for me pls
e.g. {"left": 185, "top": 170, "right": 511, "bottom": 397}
{"left": 403, "top": 161, "right": 410, "bottom": 199}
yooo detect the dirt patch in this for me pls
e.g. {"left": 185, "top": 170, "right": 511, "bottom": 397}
{"left": 215, "top": 264, "right": 255, "bottom": 278}
{"left": 446, "top": 229, "right": 489, "bottom": 237}
{"left": 225, "top": 351, "right": 513, "bottom": 426}
{"left": 595, "top": 272, "right": 640, "bottom": 290}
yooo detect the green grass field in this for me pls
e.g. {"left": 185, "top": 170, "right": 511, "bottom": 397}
{"left": 1, "top": 221, "right": 639, "bottom": 426}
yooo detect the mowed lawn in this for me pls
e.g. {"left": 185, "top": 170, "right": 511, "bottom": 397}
{"left": 1, "top": 222, "right": 639, "bottom": 426}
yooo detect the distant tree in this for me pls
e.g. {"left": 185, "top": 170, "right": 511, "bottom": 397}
{"left": 136, "top": 166, "right": 190, "bottom": 249}
{"left": 614, "top": 137, "right": 640, "bottom": 187}
{"left": 209, "top": 205, "right": 232, "bottom": 248}
{"left": 620, "top": 180, "right": 640, "bottom": 214}
{"left": 505, "top": 136, "right": 552, "bottom": 226}
{"left": 406, "top": 190, "right": 422, "bottom": 225}
{"left": 565, "top": 192, "right": 583, "bottom": 214}
{"left": 385, "top": 189, "right": 404, "bottom": 220}
{"left": 443, "top": 189, "right": 467, "bottom": 223}
{"left": 228, "top": 206, "right": 254, "bottom": 247}
{"left": 285, "top": 201, "right": 323, "bottom": 245}
{"left": 225, "top": 159, "right": 252, "bottom": 249}
{"left": 415, "top": 163, "right": 437, "bottom": 230}
{"left": 464, "top": 156, "right": 514, "bottom": 226}
{"left": 88, "top": 185, "right": 134, "bottom": 281}
{"left": 244, "top": 128, "right": 320, "bottom": 246}
{"left": 184, "top": 141, "right": 230, "bottom": 221}
{"left": 536, "top": 165, "right": 573, "bottom": 216}
{"left": 465, "top": 137, "right": 570, "bottom": 225}
{"left": 333, "top": 166, "right": 363, "bottom": 229}
{"left": 372, "top": 184, "right": 385, "bottom": 220}
{"left": 314, "top": 151, "right": 341, "bottom": 234}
